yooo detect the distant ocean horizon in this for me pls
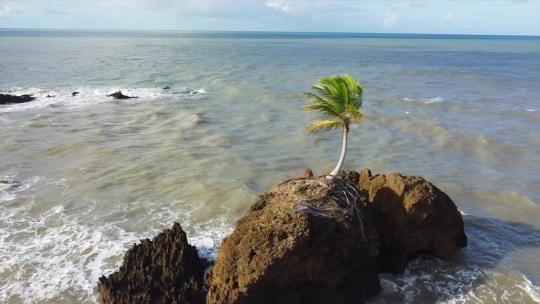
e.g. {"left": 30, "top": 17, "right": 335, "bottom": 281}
{"left": 1, "top": 27, "right": 539, "bottom": 39}
{"left": 1, "top": 28, "right": 539, "bottom": 303}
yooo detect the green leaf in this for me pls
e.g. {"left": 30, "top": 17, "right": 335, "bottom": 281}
{"left": 303, "top": 74, "right": 365, "bottom": 133}
{"left": 307, "top": 120, "right": 345, "bottom": 134}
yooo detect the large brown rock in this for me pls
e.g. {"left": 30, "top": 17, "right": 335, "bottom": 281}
{"left": 206, "top": 172, "right": 381, "bottom": 304}
{"left": 359, "top": 169, "right": 467, "bottom": 274}
{"left": 97, "top": 223, "right": 205, "bottom": 304}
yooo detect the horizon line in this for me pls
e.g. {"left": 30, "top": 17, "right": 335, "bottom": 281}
{"left": 1, "top": 27, "right": 539, "bottom": 38}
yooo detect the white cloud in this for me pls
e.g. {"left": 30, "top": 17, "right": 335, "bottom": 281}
{"left": 266, "top": 0, "right": 296, "bottom": 14}
{"left": 383, "top": 9, "right": 400, "bottom": 28}
{"left": 0, "top": 5, "right": 11, "bottom": 17}
{"left": 446, "top": 11, "right": 455, "bottom": 22}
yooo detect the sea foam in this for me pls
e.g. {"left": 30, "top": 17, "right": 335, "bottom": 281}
{"left": 0, "top": 86, "right": 207, "bottom": 113}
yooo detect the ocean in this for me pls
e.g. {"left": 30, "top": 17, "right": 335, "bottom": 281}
{"left": 0, "top": 30, "right": 539, "bottom": 303}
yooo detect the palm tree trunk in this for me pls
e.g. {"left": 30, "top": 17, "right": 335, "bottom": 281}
{"left": 328, "top": 126, "right": 349, "bottom": 179}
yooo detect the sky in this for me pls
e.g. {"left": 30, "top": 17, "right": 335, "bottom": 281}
{"left": 0, "top": 0, "right": 539, "bottom": 35}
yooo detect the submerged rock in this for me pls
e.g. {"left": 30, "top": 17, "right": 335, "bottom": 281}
{"left": 97, "top": 223, "right": 205, "bottom": 304}
{"left": 359, "top": 169, "right": 467, "bottom": 274}
{"left": 206, "top": 171, "right": 381, "bottom": 304}
{"left": 181, "top": 88, "right": 199, "bottom": 95}
{"left": 0, "top": 94, "right": 36, "bottom": 105}
{"left": 107, "top": 91, "right": 137, "bottom": 99}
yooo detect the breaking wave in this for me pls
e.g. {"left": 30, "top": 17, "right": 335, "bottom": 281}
{"left": 0, "top": 86, "right": 207, "bottom": 113}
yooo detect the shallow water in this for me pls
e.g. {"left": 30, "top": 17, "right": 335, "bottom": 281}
{"left": 0, "top": 30, "right": 539, "bottom": 303}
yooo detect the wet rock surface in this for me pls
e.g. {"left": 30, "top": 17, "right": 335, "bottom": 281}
{"left": 359, "top": 169, "right": 467, "bottom": 274}
{"left": 107, "top": 91, "right": 137, "bottom": 99}
{"left": 206, "top": 171, "right": 381, "bottom": 304}
{"left": 97, "top": 223, "right": 205, "bottom": 304}
{"left": 0, "top": 94, "right": 36, "bottom": 105}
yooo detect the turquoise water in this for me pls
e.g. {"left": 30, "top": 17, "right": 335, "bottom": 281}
{"left": 0, "top": 30, "right": 539, "bottom": 303}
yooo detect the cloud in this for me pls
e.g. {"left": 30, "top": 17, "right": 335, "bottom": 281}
{"left": 409, "top": 1, "right": 427, "bottom": 8}
{"left": 266, "top": 0, "right": 296, "bottom": 14}
{"left": 0, "top": 5, "right": 11, "bottom": 17}
{"left": 446, "top": 11, "right": 455, "bottom": 22}
{"left": 383, "top": 8, "right": 400, "bottom": 28}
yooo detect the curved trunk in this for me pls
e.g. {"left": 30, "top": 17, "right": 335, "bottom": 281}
{"left": 328, "top": 126, "right": 349, "bottom": 179}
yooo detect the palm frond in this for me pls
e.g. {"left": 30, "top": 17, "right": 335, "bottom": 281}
{"left": 344, "top": 104, "right": 363, "bottom": 121}
{"left": 303, "top": 74, "right": 364, "bottom": 133}
{"left": 304, "top": 104, "right": 343, "bottom": 119}
{"left": 307, "top": 120, "right": 345, "bottom": 134}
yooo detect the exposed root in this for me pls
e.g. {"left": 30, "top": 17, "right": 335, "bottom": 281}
{"left": 287, "top": 176, "right": 367, "bottom": 242}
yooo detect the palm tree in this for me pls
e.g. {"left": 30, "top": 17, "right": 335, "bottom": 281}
{"left": 304, "top": 75, "right": 364, "bottom": 180}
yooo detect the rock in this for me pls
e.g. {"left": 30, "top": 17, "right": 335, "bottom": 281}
{"left": 72, "top": 91, "right": 79, "bottom": 97}
{"left": 0, "top": 94, "right": 36, "bottom": 105}
{"left": 107, "top": 91, "right": 137, "bottom": 99}
{"left": 302, "top": 168, "right": 314, "bottom": 178}
{"left": 206, "top": 171, "right": 381, "bottom": 304}
{"left": 97, "top": 223, "right": 205, "bottom": 304}
{"left": 359, "top": 169, "right": 467, "bottom": 274}
{"left": 181, "top": 88, "right": 198, "bottom": 95}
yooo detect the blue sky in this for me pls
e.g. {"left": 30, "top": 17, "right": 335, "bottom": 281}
{"left": 0, "top": 0, "right": 539, "bottom": 35}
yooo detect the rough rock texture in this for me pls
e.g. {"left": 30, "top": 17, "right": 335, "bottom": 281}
{"left": 0, "top": 94, "right": 36, "bottom": 105}
{"left": 359, "top": 169, "right": 467, "bottom": 273}
{"left": 97, "top": 223, "right": 205, "bottom": 304}
{"left": 206, "top": 171, "right": 381, "bottom": 304}
{"left": 107, "top": 91, "right": 137, "bottom": 99}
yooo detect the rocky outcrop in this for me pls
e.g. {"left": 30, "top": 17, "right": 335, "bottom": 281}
{"left": 107, "top": 91, "right": 137, "bottom": 99}
{"left": 0, "top": 94, "right": 36, "bottom": 105}
{"left": 97, "top": 169, "right": 467, "bottom": 304}
{"left": 97, "top": 223, "right": 205, "bottom": 304}
{"left": 359, "top": 169, "right": 467, "bottom": 273}
{"left": 206, "top": 172, "right": 381, "bottom": 304}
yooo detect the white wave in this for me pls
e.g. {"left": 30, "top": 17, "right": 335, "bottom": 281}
{"left": 0, "top": 190, "right": 231, "bottom": 303}
{"left": 424, "top": 96, "right": 445, "bottom": 104}
{"left": 0, "top": 176, "right": 41, "bottom": 203}
{"left": 517, "top": 276, "right": 540, "bottom": 303}
{"left": 0, "top": 86, "right": 208, "bottom": 113}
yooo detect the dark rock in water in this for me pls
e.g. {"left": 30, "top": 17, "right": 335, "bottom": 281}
{"left": 181, "top": 88, "right": 198, "bottom": 95}
{"left": 0, "top": 180, "right": 21, "bottom": 191}
{"left": 359, "top": 169, "right": 467, "bottom": 274}
{"left": 206, "top": 171, "right": 381, "bottom": 304}
{"left": 163, "top": 86, "right": 171, "bottom": 90}
{"left": 0, "top": 94, "right": 36, "bottom": 105}
{"left": 107, "top": 91, "right": 137, "bottom": 99}
{"left": 46, "top": 94, "right": 55, "bottom": 98}
{"left": 72, "top": 91, "right": 79, "bottom": 97}
{"left": 97, "top": 223, "right": 205, "bottom": 304}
